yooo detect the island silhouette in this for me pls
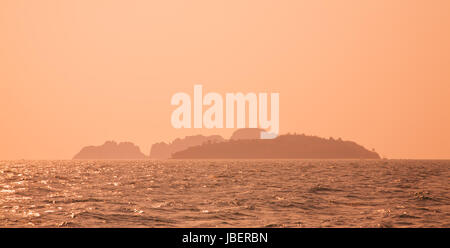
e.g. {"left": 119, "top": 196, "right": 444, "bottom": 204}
{"left": 73, "top": 129, "right": 380, "bottom": 159}
{"left": 150, "top": 135, "right": 225, "bottom": 159}
{"left": 73, "top": 141, "right": 147, "bottom": 159}
{"left": 171, "top": 133, "right": 380, "bottom": 159}
{"left": 172, "top": 133, "right": 380, "bottom": 159}
{"left": 230, "top": 128, "right": 266, "bottom": 140}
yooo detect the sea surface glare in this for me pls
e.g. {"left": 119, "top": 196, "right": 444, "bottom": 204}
{"left": 0, "top": 160, "right": 449, "bottom": 227}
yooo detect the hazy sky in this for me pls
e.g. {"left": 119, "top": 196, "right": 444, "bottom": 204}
{"left": 1, "top": 0, "right": 449, "bottom": 159}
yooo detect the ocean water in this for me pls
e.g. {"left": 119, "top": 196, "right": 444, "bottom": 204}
{"left": 0, "top": 159, "right": 449, "bottom": 228}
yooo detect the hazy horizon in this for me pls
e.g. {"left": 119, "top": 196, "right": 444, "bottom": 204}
{"left": 1, "top": 1, "right": 450, "bottom": 160}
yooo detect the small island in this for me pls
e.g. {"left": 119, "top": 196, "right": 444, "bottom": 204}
{"left": 73, "top": 141, "right": 147, "bottom": 159}
{"left": 150, "top": 135, "right": 225, "bottom": 159}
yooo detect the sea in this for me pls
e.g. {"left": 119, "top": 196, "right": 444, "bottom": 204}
{"left": 0, "top": 159, "right": 449, "bottom": 227}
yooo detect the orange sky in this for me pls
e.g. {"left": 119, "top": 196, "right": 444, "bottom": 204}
{"left": 1, "top": 0, "right": 449, "bottom": 159}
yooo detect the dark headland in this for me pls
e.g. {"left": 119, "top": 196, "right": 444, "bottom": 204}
{"left": 172, "top": 133, "right": 380, "bottom": 159}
